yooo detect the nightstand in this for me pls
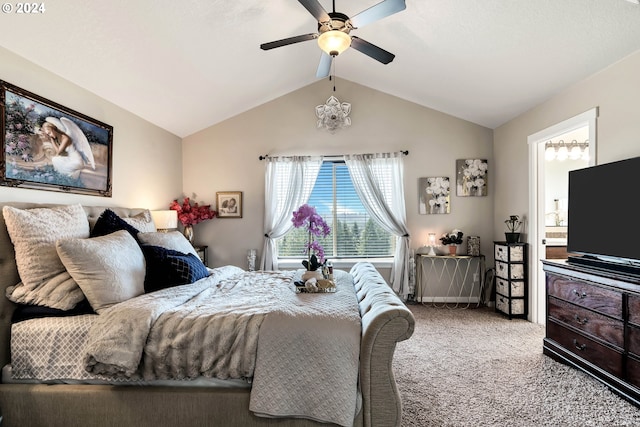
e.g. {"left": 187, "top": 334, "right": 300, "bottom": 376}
{"left": 193, "top": 245, "right": 208, "bottom": 267}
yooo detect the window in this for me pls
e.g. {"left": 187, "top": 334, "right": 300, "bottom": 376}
{"left": 277, "top": 161, "right": 395, "bottom": 260}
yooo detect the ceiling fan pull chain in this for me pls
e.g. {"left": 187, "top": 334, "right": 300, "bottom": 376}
{"left": 332, "top": 60, "right": 336, "bottom": 92}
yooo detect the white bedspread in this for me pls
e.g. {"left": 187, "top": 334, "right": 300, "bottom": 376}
{"left": 83, "top": 266, "right": 361, "bottom": 426}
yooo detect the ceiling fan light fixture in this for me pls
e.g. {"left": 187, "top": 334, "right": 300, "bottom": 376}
{"left": 318, "top": 30, "right": 351, "bottom": 56}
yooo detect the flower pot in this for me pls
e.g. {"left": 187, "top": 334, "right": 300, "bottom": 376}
{"left": 302, "top": 270, "right": 323, "bottom": 282}
{"left": 505, "top": 232, "right": 520, "bottom": 244}
{"left": 448, "top": 244, "right": 457, "bottom": 256}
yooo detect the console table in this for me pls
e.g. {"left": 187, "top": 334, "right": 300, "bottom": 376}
{"left": 415, "top": 254, "right": 485, "bottom": 308}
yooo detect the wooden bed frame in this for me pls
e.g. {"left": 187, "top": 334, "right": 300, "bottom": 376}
{"left": 0, "top": 203, "right": 415, "bottom": 427}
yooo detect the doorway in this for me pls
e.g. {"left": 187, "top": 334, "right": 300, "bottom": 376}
{"left": 527, "top": 108, "right": 598, "bottom": 324}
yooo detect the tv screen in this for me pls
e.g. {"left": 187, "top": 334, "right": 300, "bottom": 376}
{"left": 567, "top": 157, "right": 640, "bottom": 270}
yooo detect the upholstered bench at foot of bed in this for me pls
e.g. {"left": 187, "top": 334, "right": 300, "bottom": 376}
{"left": 350, "top": 262, "right": 416, "bottom": 427}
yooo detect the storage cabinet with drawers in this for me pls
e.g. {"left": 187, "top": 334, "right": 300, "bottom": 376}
{"left": 494, "top": 242, "right": 527, "bottom": 319}
{"left": 542, "top": 259, "right": 640, "bottom": 406}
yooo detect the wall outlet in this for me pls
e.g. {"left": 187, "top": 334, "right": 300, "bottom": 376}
{"left": 473, "top": 273, "right": 479, "bottom": 282}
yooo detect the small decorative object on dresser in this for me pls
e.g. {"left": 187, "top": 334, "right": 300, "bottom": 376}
{"left": 494, "top": 241, "right": 527, "bottom": 319}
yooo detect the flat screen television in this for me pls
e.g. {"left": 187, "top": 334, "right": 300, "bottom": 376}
{"left": 567, "top": 156, "right": 640, "bottom": 275}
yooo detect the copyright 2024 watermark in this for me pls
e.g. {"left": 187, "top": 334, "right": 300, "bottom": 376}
{"left": 2, "top": 3, "right": 46, "bottom": 14}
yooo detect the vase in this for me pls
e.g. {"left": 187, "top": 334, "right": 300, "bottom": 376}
{"left": 448, "top": 244, "right": 457, "bottom": 256}
{"left": 183, "top": 224, "right": 194, "bottom": 244}
{"left": 302, "top": 270, "right": 323, "bottom": 282}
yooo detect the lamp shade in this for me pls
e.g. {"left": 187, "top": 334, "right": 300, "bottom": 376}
{"left": 317, "top": 30, "right": 351, "bottom": 56}
{"left": 151, "top": 210, "right": 178, "bottom": 231}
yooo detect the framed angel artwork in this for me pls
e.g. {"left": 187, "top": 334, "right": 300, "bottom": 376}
{"left": 418, "top": 177, "right": 450, "bottom": 214}
{"left": 0, "top": 80, "right": 113, "bottom": 196}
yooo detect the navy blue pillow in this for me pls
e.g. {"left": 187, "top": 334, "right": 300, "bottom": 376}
{"left": 141, "top": 245, "right": 210, "bottom": 293}
{"left": 90, "top": 209, "right": 141, "bottom": 241}
{"left": 11, "top": 299, "right": 95, "bottom": 323}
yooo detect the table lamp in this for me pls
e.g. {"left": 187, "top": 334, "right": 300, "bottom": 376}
{"left": 151, "top": 210, "right": 178, "bottom": 233}
{"left": 427, "top": 232, "right": 437, "bottom": 256}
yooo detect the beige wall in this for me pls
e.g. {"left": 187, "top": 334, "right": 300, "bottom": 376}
{"left": 493, "top": 50, "right": 640, "bottom": 239}
{"left": 0, "top": 47, "right": 183, "bottom": 210}
{"left": 182, "top": 79, "right": 494, "bottom": 270}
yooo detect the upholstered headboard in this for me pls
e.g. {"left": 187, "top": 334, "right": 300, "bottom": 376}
{"left": 0, "top": 202, "right": 149, "bottom": 368}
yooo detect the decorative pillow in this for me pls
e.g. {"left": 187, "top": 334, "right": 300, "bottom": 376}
{"left": 90, "top": 209, "right": 142, "bottom": 241}
{"left": 11, "top": 299, "right": 94, "bottom": 323}
{"left": 141, "top": 245, "right": 210, "bottom": 293}
{"left": 56, "top": 230, "right": 146, "bottom": 314}
{"left": 123, "top": 210, "right": 156, "bottom": 233}
{"left": 2, "top": 204, "right": 89, "bottom": 310}
{"left": 137, "top": 231, "right": 199, "bottom": 258}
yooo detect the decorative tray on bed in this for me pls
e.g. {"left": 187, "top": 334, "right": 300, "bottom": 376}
{"left": 294, "top": 280, "right": 337, "bottom": 293}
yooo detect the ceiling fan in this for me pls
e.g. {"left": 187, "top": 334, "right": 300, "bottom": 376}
{"left": 260, "top": 0, "right": 406, "bottom": 78}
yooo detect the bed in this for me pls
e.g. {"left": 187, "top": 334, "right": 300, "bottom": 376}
{"left": 0, "top": 202, "right": 415, "bottom": 427}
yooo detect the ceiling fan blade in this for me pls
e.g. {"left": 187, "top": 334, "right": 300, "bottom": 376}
{"left": 260, "top": 33, "right": 318, "bottom": 50}
{"left": 316, "top": 52, "right": 333, "bottom": 78}
{"left": 350, "top": 36, "right": 395, "bottom": 64}
{"left": 349, "top": 0, "right": 406, "bottom": 28}
{"left": 297, "top": 0, "right": 330, "bottom": 23}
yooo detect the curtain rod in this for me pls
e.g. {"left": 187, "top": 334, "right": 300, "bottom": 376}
{"left": 258, "top": 150, "right": 408, "bottom": 160}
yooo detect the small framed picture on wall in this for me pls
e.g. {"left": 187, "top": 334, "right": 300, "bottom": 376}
{"left": 217, "top": 191, "right": 242, "bottom": 218}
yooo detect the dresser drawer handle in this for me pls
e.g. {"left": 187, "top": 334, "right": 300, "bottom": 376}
{"left": 572, "top": 339, "right": 587, "bottom": 351}
{"left": 572, "top": 289, "right": 587, "bottom": 299}
{"left": 574, "top": 314, "right": 588, "bottom": 325}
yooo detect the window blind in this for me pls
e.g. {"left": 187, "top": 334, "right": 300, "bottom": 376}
{"left": 278, "top": 161, "right": 394, "bottom": 259}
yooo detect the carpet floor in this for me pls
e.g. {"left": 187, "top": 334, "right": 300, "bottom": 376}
{"left": 393, "top": 303, "right": 640, "bottom": 426}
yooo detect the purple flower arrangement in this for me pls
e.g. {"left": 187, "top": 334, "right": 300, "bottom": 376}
{"left": 292, "top": 204, "right": 331, "bottom": 271}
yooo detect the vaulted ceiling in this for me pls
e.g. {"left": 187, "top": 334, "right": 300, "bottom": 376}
{"left": 1, "top": 0, "right": 640, "bottom": 137}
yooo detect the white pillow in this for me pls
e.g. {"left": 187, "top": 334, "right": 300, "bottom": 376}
{"left": 3, "top": 204, "right": 89, "bottom": 310}
{"left": 137, "top": 231, "right": 198, "bottom": 257}
{"left": 56, "top": 230, "right": 146, "bottom": 314}
{"left": 122, "top": 210, "right": 156, "bottom": 233}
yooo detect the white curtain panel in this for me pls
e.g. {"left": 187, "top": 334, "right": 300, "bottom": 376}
{"left": 260, "top": 156, "right": 323, "bottom": 270}
{"left": 344, "top": 152, "right": 410, "bottom": 299}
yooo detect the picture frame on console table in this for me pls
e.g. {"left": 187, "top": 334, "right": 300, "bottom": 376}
{"left": 0, "top": 80, "right": 113, "bottom": 197}
{"left": 217, "top": 191, "right": 243, "bottom": 218}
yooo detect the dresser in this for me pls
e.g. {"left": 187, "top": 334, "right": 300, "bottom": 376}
{"left": 494, "top": 242, "right": 527, "bottom": 319}
{"left": 542, "top": 260, "right": 640, "bottom": 406}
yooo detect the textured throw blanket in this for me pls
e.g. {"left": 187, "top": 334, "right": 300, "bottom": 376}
{"left": 83, "top": 266, "right": 361, "bottom": 426}
{"left": 250, "top": 271, "right": 362, "bottom": 427}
